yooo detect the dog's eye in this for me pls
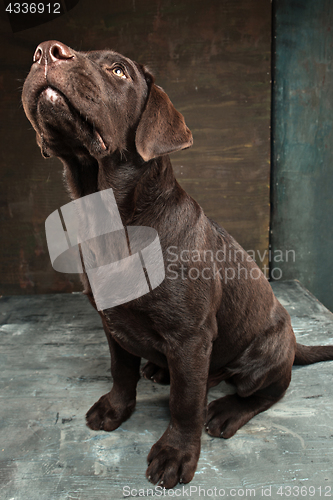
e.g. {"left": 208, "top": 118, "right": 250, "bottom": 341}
{"left": 112, "top": 67, "right": 126, "bottom": 79}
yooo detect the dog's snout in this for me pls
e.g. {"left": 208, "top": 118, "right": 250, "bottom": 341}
{"left": 33, "top": 41, "right": 74, "bottom": 65}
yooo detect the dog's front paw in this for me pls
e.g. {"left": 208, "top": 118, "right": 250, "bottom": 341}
{"left": 86, "top": 392, "right": 135, "bottom": 432}
{"left": 146, "top": 431, "right": 200, "bottom": 489}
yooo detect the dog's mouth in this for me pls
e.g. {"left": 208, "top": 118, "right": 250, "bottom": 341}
{"left": 35, "top": 86, "right": 108, "bottom": 156}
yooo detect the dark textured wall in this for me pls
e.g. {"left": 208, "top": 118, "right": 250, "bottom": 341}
{"left": 0, "top": 0, "right": 271, "bottom": 295}
{"left": 272, "top": 0, "right": 333, "bottom": 311}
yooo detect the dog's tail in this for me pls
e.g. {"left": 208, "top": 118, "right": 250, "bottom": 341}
{"left": 294, "top": 343, "right": 333, "bottom": 365}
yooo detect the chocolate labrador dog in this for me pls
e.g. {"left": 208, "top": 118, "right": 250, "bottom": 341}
{"left": 22, "top": 41, "right": 333, "bottom": 488}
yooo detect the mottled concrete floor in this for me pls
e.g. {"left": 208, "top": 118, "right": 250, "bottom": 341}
{"left": 0, "top": 281, "right": 332, "bottom": 500}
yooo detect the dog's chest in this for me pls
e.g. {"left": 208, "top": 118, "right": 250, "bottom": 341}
{"left": 103, "top": 307, "right": 169, "bottom": 367}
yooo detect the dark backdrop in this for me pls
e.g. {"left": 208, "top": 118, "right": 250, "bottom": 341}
{"left": 0, "top": 0, "right": 271, "bottom": 295}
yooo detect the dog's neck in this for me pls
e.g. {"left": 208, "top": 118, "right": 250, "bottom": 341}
{"left": 61, "top": 152, "right": 189, "bottom": 228}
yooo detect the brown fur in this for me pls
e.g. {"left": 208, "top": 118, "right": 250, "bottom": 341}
{"left": 22, "top": 41, "right": 333, "bottom": 489}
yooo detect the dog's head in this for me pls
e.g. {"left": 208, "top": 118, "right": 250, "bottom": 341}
{"left": 22, "top": 41, "right": 193, "bottom": 162}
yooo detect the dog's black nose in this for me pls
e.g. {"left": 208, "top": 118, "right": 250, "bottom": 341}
{"left": 33, "top": 41, "right": 74, "bottom": 65}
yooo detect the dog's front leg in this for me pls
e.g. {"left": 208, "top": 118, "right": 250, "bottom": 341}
{"left": 146, "top": 337, "right": 212, "bottom": 489}
{"left": 86, "top": 329, "right": 141, "bottom": 432}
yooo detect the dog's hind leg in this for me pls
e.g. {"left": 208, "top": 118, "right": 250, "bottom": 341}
{"left": 205, "top": 367, "right": 292, "bottom": 439}
{"left": 205, "top": 310, "right": 298, "bottom": 438}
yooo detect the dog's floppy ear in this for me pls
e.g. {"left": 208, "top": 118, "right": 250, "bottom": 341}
{"left": 135, "top": 71, "right": 193, "bottom": 162}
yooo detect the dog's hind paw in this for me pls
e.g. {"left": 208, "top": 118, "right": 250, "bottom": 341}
{"left": 86, "top": 392, "right": 135, "bottom": 432}
{"left": 141, "top": 361, "right": 170, "bottom": 385}
{"left": 205, "top": 393, "right": 274, "bottom": 439}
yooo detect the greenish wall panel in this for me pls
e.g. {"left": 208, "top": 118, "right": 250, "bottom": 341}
{"left": 272, "top": 0, "right": 333, "bottom": 310}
